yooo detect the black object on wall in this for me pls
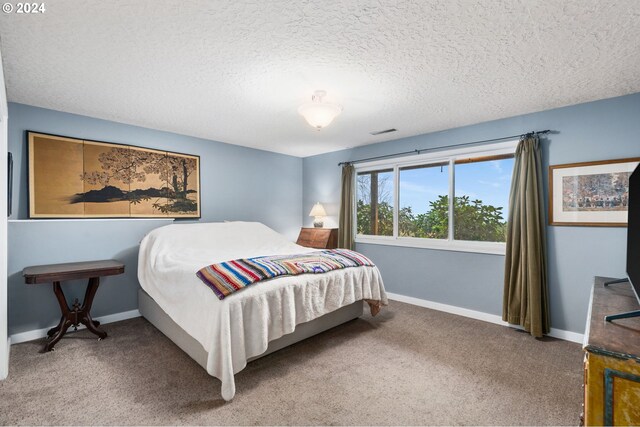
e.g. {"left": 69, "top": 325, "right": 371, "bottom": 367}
{"left": 7, "top": 152, "right": 12, "bottom": 217}
{"left": 628, "top": 164, "right": 640, "bottom": 296}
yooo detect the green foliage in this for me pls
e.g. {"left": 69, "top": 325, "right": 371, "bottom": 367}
{"left": 451, "top": 195, "right": 507, "bottom": 242}
{"left": 356, "top": 200, "right": 371, "bottom": 234}
{"left": 356, "top": 199, "right": 393, "bottom": 236}
{"left": 357, "top": 195, "right": 507, "bottom": 242}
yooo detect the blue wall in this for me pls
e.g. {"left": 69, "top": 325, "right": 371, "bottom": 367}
{"left": 8, "top": 93, "right": 640, "bottom": 337}
{"left": 8, "top": 103, "right": 303, "bottom": 335}
{"left": 303, "top": 93, "right": 640, "bottom": 334}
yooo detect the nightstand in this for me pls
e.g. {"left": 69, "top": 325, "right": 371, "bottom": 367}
{"left": 296, "top": 228, "right": 338, "bottom": 249}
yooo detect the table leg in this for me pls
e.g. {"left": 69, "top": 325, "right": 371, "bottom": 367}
{"left": 46, "top": 315, "right": 65, "bottom": 338}
{"left": 79, "top": 277, "right": 107, "bottom": 339}
{"left": 44, "top": 282, "right": 72, "bottom": 352}
{"left": 44, "top": 277, "right": 108, "bottom": 351}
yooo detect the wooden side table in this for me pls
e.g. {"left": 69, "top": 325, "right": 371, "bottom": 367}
{"left": 296, "top": 228, "right": 338, "bottom": 249}
{"left": 23, "top": 259, "right": 125, "bottom": 352}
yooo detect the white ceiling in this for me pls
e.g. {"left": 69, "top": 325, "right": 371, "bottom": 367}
{"left": 1, "top": 1, "right": 639, "bottom": 157}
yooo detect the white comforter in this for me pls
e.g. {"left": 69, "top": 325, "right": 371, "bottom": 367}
{"left": 138, "top": 221, "right": 387, "bottom": 400}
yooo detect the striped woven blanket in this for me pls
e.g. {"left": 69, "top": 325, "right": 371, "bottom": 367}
{"left": 196, "top": 249, "right": 375, "bottom": 300}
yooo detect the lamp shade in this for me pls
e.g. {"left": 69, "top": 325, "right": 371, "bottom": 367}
{"left": 308, "top": 202, "right": 327, "bottom": 217}
{"left": 298, "top": 90, "right": 342, "bottom": 130}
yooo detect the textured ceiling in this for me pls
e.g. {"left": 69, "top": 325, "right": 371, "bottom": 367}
{"left": 1, "top": 1, "right": 639, "bottom": 157}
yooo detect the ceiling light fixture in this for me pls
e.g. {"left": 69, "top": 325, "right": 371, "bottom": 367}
{"left": 298, "top": 90, "right": 342, "bottom": 130}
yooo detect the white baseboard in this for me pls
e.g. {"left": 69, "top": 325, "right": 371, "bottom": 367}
{"left": 386, "top": 292, "right": 584, "bottom": 344}
{"left": 10, "top": 309, "right": 141, "bottom": 345}
{"left": 8, "top": 295, "right": 584, "bottom": 347}
{"left": 0, "top": 337, "right": 9, "bottom": 380}
{"left": 547, "top": 328, "right": 584, "bottom": 344}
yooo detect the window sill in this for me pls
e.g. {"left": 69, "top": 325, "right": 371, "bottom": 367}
{"left": 355, "top": 236, "right": 506, "bottom": 255}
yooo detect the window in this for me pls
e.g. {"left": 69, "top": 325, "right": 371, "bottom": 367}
{"left": 354, "top": 141, "right": 517, "bottom": 254}
{"left": 399, "top": 162, "right": 449, "bottom": 239}
{"left": 356, "top": 168, "right": 393, "bottom": 236}
{"left": 454, "top": 155, "right": 514, "bottom": 242}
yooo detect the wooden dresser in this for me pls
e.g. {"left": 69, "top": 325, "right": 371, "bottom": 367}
{"left": 296, "top": 228, "right": 338, "bottom": 249}
{"left": 583, "top": 277, "right": 640, "bottom": 426}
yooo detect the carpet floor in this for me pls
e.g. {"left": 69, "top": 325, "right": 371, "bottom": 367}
{"left": 0, "top": 301, "right": 582, "bottom": 426}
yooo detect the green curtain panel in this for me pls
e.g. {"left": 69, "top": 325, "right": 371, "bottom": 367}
{"left": 503, "top": 135, "right": 550, "bottom": 338}
{"left": 338, "top": 164, "right": 355, "bottom": 249}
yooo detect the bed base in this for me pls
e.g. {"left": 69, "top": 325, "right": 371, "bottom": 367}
{"left": 138, "top": 288, "right": 364, "bottom": 372}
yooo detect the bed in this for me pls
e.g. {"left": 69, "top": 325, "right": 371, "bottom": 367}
{"left": 137, "top": 221, "right": 387, "bottom": 401}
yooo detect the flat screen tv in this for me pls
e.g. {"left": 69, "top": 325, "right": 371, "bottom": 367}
{"left": 605, "top": 163, "right": 640, "bottom": 322}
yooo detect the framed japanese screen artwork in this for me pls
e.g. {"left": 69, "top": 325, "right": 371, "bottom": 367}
{"left": 28, "top": 132, "right": 200, "bottom": 219}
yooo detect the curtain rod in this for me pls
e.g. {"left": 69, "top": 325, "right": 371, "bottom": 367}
{"left": 337, "top": 130, "right": 551, "bottom": 166}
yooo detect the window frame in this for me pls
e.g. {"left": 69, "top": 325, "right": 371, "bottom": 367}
{"left": 353, "top": 140, "right": 518, "bottom": 255}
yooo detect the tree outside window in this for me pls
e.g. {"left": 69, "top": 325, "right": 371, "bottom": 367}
{"left": 355, "top": 154, "right": 514, "bottom": 243}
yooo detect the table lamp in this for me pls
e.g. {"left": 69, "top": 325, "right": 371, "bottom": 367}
{"left": 309, "top": 202, "right": 327, "bottom": 228}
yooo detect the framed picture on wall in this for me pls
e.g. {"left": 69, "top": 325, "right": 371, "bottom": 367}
{"left": 28, "top": 131, "right": 201, "bottom": 219}
{"left": 549, "top": 157, "right": 640, "bottom": 226}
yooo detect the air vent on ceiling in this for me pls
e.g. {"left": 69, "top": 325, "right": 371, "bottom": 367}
{"left": 370, "top": 128, "right": 397, "bottom": 136}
